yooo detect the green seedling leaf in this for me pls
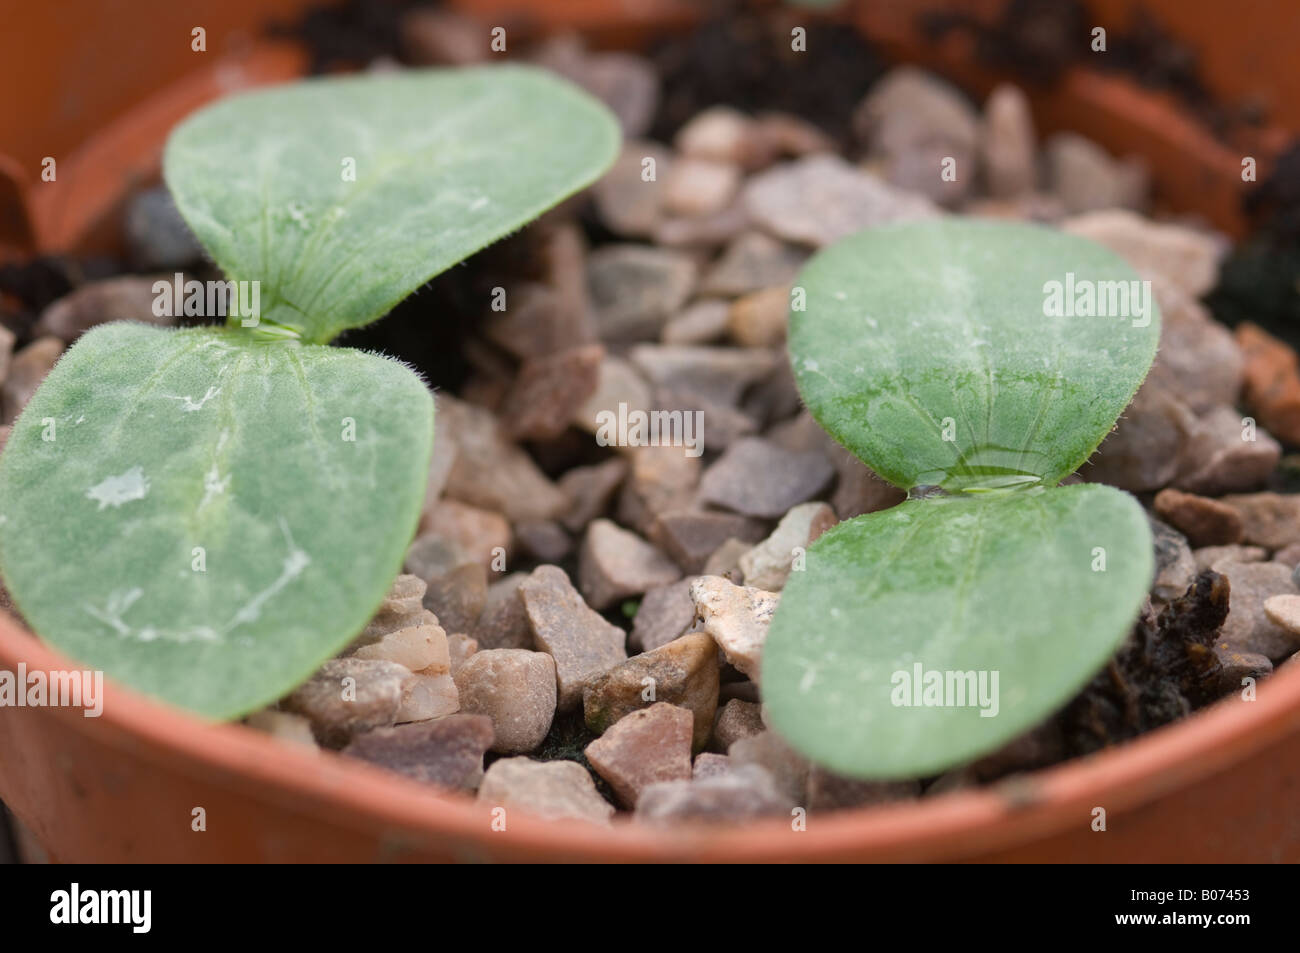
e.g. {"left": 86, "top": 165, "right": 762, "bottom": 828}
{"left": 164, "top": 65, "right": 620, "bottom": 344}
{"left": 770, "top": 219, "right": 1162, "bottom": 778}
{"left": 762, "top": 483, "right": 1152, "bottom": 778}
{"left": 0, "top": 323, "right": 432, "bottom": 718}
{"left": 789, "top": 219, "right": 1160, "bottom": 492}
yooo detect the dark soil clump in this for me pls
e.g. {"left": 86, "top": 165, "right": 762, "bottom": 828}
{"left": 649, "top": 6, "right": 886, "bottom": 146}
{"left": 1059, "top": 571, "right": 1231, "bottom": 757}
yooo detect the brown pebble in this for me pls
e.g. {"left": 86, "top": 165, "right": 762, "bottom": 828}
{"left": 693, "top": 752, "right": 732, "bottom": 779}
{"left": 981, "top": 84, "right": 1036, "bottom": 198}
{"left": 342, "top": 714, "right": 493, "bottom": 790}
{"left": 674, "top": 106, "right": 769, "bottom": 168}
{"left": 584, "top": 631, "right": 720, "bottom": 750}
{"left": 1085, "top": 383, "right": 1195, "bottom": 492}
{"left": 520, "top": 565, "right": 627, "bottom": 710}
{"left": 663, "top": 157, "right": 742, "bottom": 218}
{"left": 587, "top": 244, "right": 698, "bottom": 344}
{"left": 477, "top": 757, "right": 614, "bottom": 824}
{"left": 650, "top": 510, "right": 767, "bottom": 574}
{"left": 628, "top": 343, "right": 775, "bottom": 407}
{"left": 1194, "top": 544, "right": 1268, "bottom": 573}
{"left": 1220, "top": 492, "right": 1300, "bottom": 549}
{"left": 592, "top": 141, "right": 673, "bottom": 238}
{"left": 727, "top": 285, "right": 790, "bottom": 348}
{"left": 371, "top": 573, "right": 426, "bottom": 619}
{"left": 691, "top": 575, "right": 781, "bottom": 682}
{"left": 616, "top": 444, "right": 702, "bottom": 536}
{"left": 447, "top": 632, "right": 478, "bottom": 675}
{"left": 662, "top": 299, "right": 730, "bottom": 345}
{"left": 438, "top": 395, "right": 568, "bottom": 522}
{"left": 743, "top": 154, "right": 939, "bottom": 247}
{"left": 712, "top": 698, "right": 765, "bottom": 752}
{"left": 404, "top": 533, "right": 473, "bottom": 583}
{"left": 739, "top": 501, "right": 838, "bottom": 590}
{"left": 578, "top": 518, "right": 681, "bottom": 610}
{"left": 422, "top": 499, "right": 512, "bottom": 572}
{"left": 1236, "top": 322, "right": 1300, "bottom": 446}
{"left": 1175, "top": 404, "right": 1279, "bottom": 496}
{"left": 1216, "top": 561, "right": 1300, "bottom": 660}
{"left": 635, "top": 763, "right": 794, "bottom": 824}
{"left": 698, "top": 437, "right": 834, "bottom": 519}
{"left": 558, "top": 457, "right": 628, "bottom": 533}
{"left": 36, "top": 277, "right": 169, "bottom": 341}
{"left": 700, "top": 230, "right": 806, "bottom": 297}
{"left": 454, "top": 649, "right": 557, "bottom": 754}
{"left": 1263, "top": 594, "right": 1300, "bottom": 636}
{"left": 629, "top": 577, "right": 698, "bottom": 652}
{"left": 499, "top": 344, "right": 604, "bottom": 441}
{"left": 1153, "top": 488, "right": 1244, "bottom": 547}
{"left": 1213, "top": 647, "right": 1273, "bottom": 696}
{"left": 283, "top": 658, "right": 412, "bottom": 747}
{"left": 585, "top": 702, "right": 694, "bottom": 807}
{"left": 513, "top": 519, "right": 573, "bottom": 563}
{"left": 423, "top": 562, "right": 488, "bottom": 634}
{"left": 351, "top": 621, "right": 449, "bottom": 674}
{"left": 471, "top": 572, "right": 533, "bottom": 651}
{"left": 728, "top": 729, "right": 809, "bottom": 804}
{"left": 702, "top": 538, "right": 751, "bottom": 582}
{"left": 1, "top": 336, "right": 63, "bottom": 424}
{"left": 395, "top": 672, "right": 460, "bottom": 722}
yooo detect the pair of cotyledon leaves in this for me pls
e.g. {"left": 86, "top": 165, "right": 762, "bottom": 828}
{"left": 767, "top": 222, "right": 1158, "bottom": 778}
{"left": 0, "top": 65, "right": 1158, "bottom": 781}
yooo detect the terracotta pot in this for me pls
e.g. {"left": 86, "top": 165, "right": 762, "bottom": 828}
{"left": 2, "top": 0, "right": 1299, "bottom": 862}
{"left": 0, "top": 0, "right": 316, "bottom": 259}
{"left": 5, "top": 608, "right": 1300, "bottom": 862}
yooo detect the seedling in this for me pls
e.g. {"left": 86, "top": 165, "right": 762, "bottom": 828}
{"left": 0, "top": 67, "right": 619, "bottom": 717}
{"left": 764, "top": 219, "right": 1160, "bottom": 778}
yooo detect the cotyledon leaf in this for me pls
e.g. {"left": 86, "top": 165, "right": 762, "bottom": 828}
{"left": 761, "top": 483, "right": 1153, "bottom": 779}
{"left": 164, "top": 65, "right": 620, "bottom": 344}
{"left": 0, "top": 322, "right": 432, "bottom": 718}
{"left": 788, "top": 219, "right": 1161, "bottom": 492}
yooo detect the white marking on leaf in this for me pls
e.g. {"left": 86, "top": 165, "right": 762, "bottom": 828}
{"left": 81, "top": 517, "right": 307, "bottom": 645}
{"left": 799, "top": 667, "right": 817, "bottom": 693}
{"left": 86, "top": 466, "right": 149, "bottom": 510}
{"left": 198, "top": 465, "right": 232, "bottom": 511}
{"left": 85, "top": 588, "right": 212, "bottom": 643}
{"left": 225, "top": 517, "right": 310, "bottom": 630}
{"left": 163, "top": 386, "right": 221, "bottom": 412}
{"left": 84, "top": 587, "right": 143, "bottom": 636}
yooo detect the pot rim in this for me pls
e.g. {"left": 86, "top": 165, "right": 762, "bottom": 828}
{"left": 3, "top": 606, "right": 1297, "bottom": 861}
{"left": 0, "top": 41, "right": 305, "bottom": 260}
